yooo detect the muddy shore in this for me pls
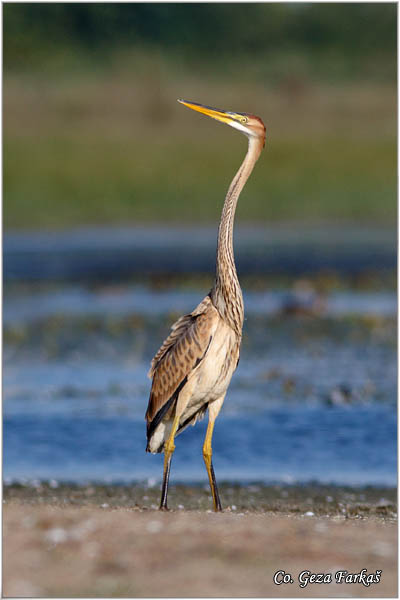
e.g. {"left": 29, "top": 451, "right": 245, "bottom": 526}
{"left": 4, "top": 483, "right": 397, "bottom": 597}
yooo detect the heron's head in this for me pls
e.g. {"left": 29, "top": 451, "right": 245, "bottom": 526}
{"left": 178, "top": 99, "right": 266, "bottom": 145}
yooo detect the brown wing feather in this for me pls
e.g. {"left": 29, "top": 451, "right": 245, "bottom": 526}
{"left": 145, "top": 295, "right": 218, "bottom": 424}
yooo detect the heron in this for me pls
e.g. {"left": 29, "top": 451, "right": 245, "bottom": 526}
{"left": 145, "top": 99, "right": 266, "bottom": 511}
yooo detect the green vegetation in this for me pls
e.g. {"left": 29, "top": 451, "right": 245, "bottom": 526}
{"left": 4, "top": 4, "right": 396, "bottom": 81}
{"left": 3, "top": 4, "right": 396, "bottom": 229}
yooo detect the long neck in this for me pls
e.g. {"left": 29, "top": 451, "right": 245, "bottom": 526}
{"left": 211, "top": 136, "right": 263, "bottom": 335}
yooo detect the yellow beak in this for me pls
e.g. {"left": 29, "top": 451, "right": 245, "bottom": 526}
{"left": 178, "top": 99, "right": 234, "bottom": 126}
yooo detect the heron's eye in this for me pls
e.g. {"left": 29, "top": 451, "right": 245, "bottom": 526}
{"left": 240, "top": 116, "right": 248, "bottom": 124}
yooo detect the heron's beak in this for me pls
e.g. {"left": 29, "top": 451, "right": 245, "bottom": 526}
{"left": 178, "top": 99, "right": 237, "bottom": 127}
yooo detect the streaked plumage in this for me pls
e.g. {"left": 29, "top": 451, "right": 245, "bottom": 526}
{"left": 145, "top": 99, "right": 266, "bottom": 511}
{"left": 146, "top": 295, "right": 219, "bottom": 450}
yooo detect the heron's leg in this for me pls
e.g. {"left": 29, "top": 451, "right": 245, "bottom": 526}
{"left": 159, "top": 414, "right": 180, "bottom": 511}
{"left": 203, "top": 396, "right": 225, "bottom": 512}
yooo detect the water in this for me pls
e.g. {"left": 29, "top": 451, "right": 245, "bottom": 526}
{"left": 3, "top": 282, "right": 397, "bottom": 487}
{"left": 4, "top": 224, "right": 396, "bottom": 281}
{"left": 4, "top": 401, "right": 396, "bottom": 486}
{"left": 3, "top": 285, "right": 397, "bottom": 325}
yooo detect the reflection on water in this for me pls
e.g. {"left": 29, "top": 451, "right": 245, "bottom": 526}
{"left": 3, "top": 282, "right": 397, "bottom": 486}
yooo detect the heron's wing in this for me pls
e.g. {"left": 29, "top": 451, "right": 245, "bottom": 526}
{"left": 145, "top": 295, "right": 218, "bottom": 425}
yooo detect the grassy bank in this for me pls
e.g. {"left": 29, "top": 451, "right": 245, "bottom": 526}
{"left": 4, "top": 64, "right": 396, "bottom": 229}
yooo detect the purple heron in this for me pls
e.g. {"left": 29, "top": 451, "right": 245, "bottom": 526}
{"left": 145, "top": 100, "right": 266, "bottom": 511}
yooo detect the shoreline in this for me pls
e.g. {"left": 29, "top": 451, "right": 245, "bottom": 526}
{"left": 4, "top": 482, "right": 396, "bottom": 520}
{"left": 4, "top": 483, "right": 397, "bottom": 597}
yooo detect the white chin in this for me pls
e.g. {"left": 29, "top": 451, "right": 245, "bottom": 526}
{"left": 229, "top": 120, "right": 252, "bottom": 136}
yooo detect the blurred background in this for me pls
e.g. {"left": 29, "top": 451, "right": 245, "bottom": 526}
{"left": 4, "top": 4, "right": 396, "bottom": 488}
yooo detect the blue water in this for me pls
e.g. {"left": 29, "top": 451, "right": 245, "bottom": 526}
{"left": 3, "top": 286, "right": 397, "bottom": 326}
{"left": 4, "top": 405, "right": 396, "bottom": 486}
{"left": 3, "top": 283, "right": 397, "bottom": 487}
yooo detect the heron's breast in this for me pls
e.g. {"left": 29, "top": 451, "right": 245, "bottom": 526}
{"left": 190, "top": 321, "right": 240, "bottom": 402}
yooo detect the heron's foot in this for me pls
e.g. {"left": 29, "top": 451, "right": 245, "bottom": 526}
{"left": 159, "top": 505, "right": 169, "bottom": 512}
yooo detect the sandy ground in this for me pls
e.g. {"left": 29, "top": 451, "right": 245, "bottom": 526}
{"left": 4, "top": 484, "right": 397, "bottom": 598}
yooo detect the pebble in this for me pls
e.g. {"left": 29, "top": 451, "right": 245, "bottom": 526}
{"left": 373, "top": 541, "right": 392, "bottom": 557}
{"left": 85, "top": 541, "right": 99, "bottom": 558}
{"left": 45, "top": 528, "right": 68, "bottom": 544}
{"left": 22, "top": 515, "right": 37, "bottom": 529}
{"left": 146, "top": 520, "right": 163, "bottom": 534}
{"left": 304, "top": 511, "right": 315, "bottom": 517}
{"left": 377, "top": 498, "right": 391, "bottom": 508}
